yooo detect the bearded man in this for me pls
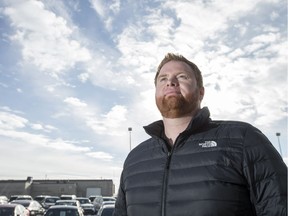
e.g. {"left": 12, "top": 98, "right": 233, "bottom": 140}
{"left": 113, "top": 53, "right": 287, "bottom": 216}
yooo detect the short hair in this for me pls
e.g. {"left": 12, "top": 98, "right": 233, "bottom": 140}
{"left": 154, "top": 53, "right": 203, "bottom": 88}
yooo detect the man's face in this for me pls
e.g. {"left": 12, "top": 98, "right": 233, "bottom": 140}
{"left": 155, "top": 60, "right": 204, "bottom": 118}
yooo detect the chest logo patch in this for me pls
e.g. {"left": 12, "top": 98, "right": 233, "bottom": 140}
{"left": 199, "top": 140, "right": 217, "bottom": 148}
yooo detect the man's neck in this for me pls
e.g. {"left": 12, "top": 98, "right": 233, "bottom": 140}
{"left": 163, "top": 115, "right": 193, "bottom": 146}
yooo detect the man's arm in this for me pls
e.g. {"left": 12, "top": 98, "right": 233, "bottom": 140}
{"left": 113, "top": 172, "right": 128, "bottom": 216}
{"left": 243, "top": 127, "right": 287, "bottom": 216}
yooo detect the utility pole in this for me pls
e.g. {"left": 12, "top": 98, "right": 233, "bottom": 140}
{"left": 128, "top": 127, "right": 132, "bottom": 151}
{"left": 276, "top": 132, "right": 282, "bottom": 157}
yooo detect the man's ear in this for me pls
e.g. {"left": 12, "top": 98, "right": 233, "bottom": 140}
{"left": 199, "top": 87, "right": 205, "bottom": 101}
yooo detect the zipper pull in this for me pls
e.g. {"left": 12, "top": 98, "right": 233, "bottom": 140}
{"left": 166, "top": 151, "right": 172, "bottom": 169}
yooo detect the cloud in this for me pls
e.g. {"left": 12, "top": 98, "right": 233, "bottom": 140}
{"left": 89, "top": 0, "right": 121, "bottom": 31}
{"left": 86, "top": 151, "right": 114, "bottom": 161}
{"left": 85, "top": 105, "right": 128, "bottom": 136}
{"left": 30, "top": 123, "right": 57, "bottom": 133}
{"left": 62, "top": 96, "right": 129, "bottom": 136}
{"left": 0, "top": 0, "right": 286, "bottom": 186}
{"left": 3, "top": 0, "right": 91, "bottom": 77}
{"left": 64, "top": 97, "right": 87, "bottom": 107}
{"left": 0, "top": 108, "right": 118, "bottom": 163}
{"left": 0, "top": 111, "right": 28, "bottom": 130}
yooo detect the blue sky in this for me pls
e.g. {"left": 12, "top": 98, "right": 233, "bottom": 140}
{"left": 0, "top": 0, "right": 287, "bottom": 191}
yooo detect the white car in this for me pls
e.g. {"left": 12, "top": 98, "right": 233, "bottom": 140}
{"left": 55, "top": 199, "right": 83, "bottom": 213}
{"left": 44, "top": 205, "right": 84, "bottom": 216}
{"left": 76, "top": 197, "right": 95, "bottom": 215}
{"left": 93, "top": 196, "right": 116, "bottom": 213}
{"left": 96, "top": 204, "right": 115, "bottom": 216}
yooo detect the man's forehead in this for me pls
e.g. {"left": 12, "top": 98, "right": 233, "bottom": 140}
{"left": 159, "top": 61, "right": 193, "bottom": 75}
{"left": 160, "top": 60, "right": 192, "bottom": 71}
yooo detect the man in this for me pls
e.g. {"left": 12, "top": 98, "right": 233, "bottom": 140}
{"left": 113, "top": 53, "right": 287, "bottom": 216}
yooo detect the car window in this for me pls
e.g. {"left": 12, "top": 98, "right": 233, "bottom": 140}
{"left": 0, "top": 208, "right": 14, "bottom": 216}
{"left": 46, "top": 209, "right": 80, "bottom": 216}
{"left": 78, "top": 199, "right": 89, "bottom": 204}
{"left": 18, "top": 202, "right": 29, "bottom": 207}
{"left": 101, "top": 208, "right": 114, "bottom": 216}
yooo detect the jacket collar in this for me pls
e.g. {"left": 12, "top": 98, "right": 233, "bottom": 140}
{"left": 144, "top": 107, "right": 211, "bottom": 138}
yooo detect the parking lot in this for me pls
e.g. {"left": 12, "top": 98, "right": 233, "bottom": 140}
{"left": 0, "top": 194, "right": 116, "bottom": 216}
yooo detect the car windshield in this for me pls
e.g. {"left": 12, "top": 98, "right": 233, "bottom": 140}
{"left": 34, "top": 197, "right": 45, "bottom": 202}
{"left": 101, "top": 208, "right": 114, "bottom": 216}
{"left": 46, "top": 209, "right": 80, "bottom": 216}
{"left": 103, "top": 198, "right": 115, "bottom": 201}
{"left": 77, "top": 199, "right": 89, "bottom": 204}
{"left": 0, "top": 208, "right": 14, "bottom": 216}
{"left": 46, "top": 198, "right": 59, "bottom": 203}
{"left": 56, "top": 202, "right": 75, "bottom": 206}
{"left": 13, "top": 201, "right": 30, "bottom": 207}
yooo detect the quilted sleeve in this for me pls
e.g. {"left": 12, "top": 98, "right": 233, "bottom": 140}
{"left": 113, "top": 172, "right": 128, "bottom": 216}
{"left": 243, "top": 126, "right": 287, "bottom": 216}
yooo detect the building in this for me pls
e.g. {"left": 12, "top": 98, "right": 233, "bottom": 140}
{"left": 0, "top": 177, "right": 114, "bottom": 198}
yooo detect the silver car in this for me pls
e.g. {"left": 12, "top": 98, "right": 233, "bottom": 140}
{"left": 44, "top": 205, "right": 84, "bottom": 216}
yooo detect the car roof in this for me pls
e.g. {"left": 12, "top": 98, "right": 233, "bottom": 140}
{"left": 0, "top": 204, "right": 22, "bottom": 208}
{"left": 48, "top": 205, "right": 78, "bottom": 210}
{"left": 45, "top": 196, "right": 60, "bottom": 199}
{"left": 101, "top": 204, "right": 115, "bottom": 209}
{"left": 56, "top": 200, "right": 77, "bottom": 202}
{"left": 11, "top": 200, "right": 33, "bottom": 204}
{"left": 60, "top": 195, "right": 76, "bottom": 197}
{"left": 102, "top": 196, "right": 116, "bottom": 199}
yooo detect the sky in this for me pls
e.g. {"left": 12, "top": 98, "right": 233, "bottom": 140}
{"left": 0, "top": 0, "right": 287, "bottom": 194}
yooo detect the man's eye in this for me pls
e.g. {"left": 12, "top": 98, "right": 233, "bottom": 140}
{"left": 178, "top": 75, "right": 188, "bottom": 79}
{"left": 159, "top": 77, "right": 167, "bottom": 82}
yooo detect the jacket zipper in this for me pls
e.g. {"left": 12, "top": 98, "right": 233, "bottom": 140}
{"left": 160, "top": 133, "right": 186, "bottom": 216}
{"left": 161, "top": 150, "right": 172, "bottom": 216}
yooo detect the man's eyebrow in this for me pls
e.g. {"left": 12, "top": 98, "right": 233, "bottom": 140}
{"left": 157, "top": 74, "right": 167, "bottom": 78}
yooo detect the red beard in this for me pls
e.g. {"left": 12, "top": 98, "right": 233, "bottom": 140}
{"left": 156, "top": 93, "right": 200, "bottom": 118}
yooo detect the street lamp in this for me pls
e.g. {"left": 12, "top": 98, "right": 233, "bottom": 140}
{"left": 276, "top": 132, "right": 282, "bottom": 157}
{"left": 128, "top": 127, "right": 132, "bottom": 151}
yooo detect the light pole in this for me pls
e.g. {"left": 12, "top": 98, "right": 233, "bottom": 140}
{"left": 276, "top": 132, "right": 282, "bottom": 157}
{"left": 128, "top": 127, "right": 132, "bottom": 151}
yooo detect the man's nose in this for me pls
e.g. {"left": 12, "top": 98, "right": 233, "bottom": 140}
{"left": 167, "top": 77, "right": 178, "bottom": 86}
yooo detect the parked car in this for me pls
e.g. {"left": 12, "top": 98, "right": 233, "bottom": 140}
{"left": 0, "top": 203, "right": 29, "bottom": 216}
{"left": 41, "top": 196, "right": 60, "bottom": 209}
{"left": 0, "top": 196, "right": 8, "bottom": 204}
{"left": 11, "top": 200, "right": 45, "bottom": 216}
{"left": 60, "top": 195, "right": 77, "bottom": 200}
{"left": 76, "top": 197, "right": 95, "bottom": 215}
{"left": 15, "top": 195, "right": 33, "bottom": 201}
{"left": 88, "top": 195, "right": 97, "bottom": 203}
{"left": 55, "top": 199, "right": 83, "bottom": 213}
{"left": 9, "top": 195, "right": 20, "bottom": 202}
{"left": 34, "top": 195, "right": 51, "bottom": 203}
{"left": 96, "top": 204, "right": 115, "bottom": 216}
{"left": 44, "top": 205, "right": 84, "bottom": 216}
{"left": 93, "top": 196, "right": 116, "bottom": 213}
{"left": 100, "top": 201, "right": 115, "bottom": 207}
{"left": 55, "top": 200, "right": 81, "bottom": 207}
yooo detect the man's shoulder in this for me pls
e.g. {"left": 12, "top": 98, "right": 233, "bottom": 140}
{"left": 123, "top": 137, "right": 163, "bottom": 168}
{"left": 130, "top": 137, "right": 159, "bottom": 155}
{"left": 207, "top": 119, "right": 260, "bottom": 138}
{"left": 211, "top": 119, "right": 254, "bottom": 129}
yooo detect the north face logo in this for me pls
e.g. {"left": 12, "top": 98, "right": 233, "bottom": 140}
{"left": 199, "top": 141, "right": 217, "bottom": 148}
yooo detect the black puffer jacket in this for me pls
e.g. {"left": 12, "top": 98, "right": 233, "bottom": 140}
{"left": 114, "top": 107, "right": 287, "bottom": 216}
